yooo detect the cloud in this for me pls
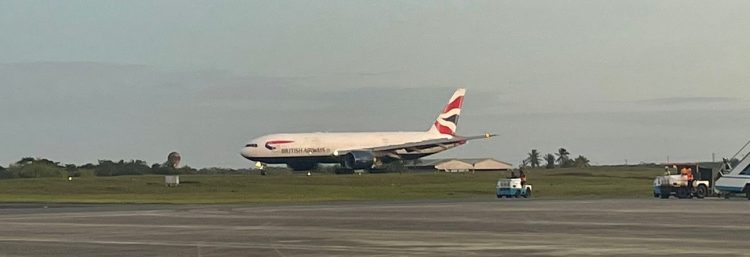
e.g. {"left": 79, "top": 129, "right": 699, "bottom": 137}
{"left": 637, "top": 96, "right": 741, "bottom": 106}
{"left": 2, "top": 61, "right": 749, "bottom": 169}
{"left": 0, "top": 62, "right": 472, "bottom": 168}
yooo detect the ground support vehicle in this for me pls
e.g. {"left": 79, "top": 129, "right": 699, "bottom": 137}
{"left": 496, "top": 178, "right": 532, "bottom": 198}
{"left": 653, "top": 163, "right": 718, "bottom": 199}
{"left": 715, "top": 151, "right": 750, "bottom": 200}
{"left": 653, "top": 175, "right": 710, "bottom": 199}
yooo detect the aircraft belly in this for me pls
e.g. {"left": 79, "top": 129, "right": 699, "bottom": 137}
{"left": 249, "top": 156, "right": 339, "bottom": 164}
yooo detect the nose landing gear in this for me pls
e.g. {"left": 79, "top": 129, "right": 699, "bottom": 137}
{"left": 255, "top": 162, "right": 267, "bottom": 176}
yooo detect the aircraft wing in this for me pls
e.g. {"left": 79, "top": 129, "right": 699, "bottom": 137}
{"left": 334, "top": 133, "right": 496, "bottom": 157}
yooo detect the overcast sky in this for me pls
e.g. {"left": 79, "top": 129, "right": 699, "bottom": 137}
{"left": 2, "top": 1, "right": 750, "bottom": 168}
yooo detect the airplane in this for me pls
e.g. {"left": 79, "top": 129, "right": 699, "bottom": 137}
{"left": 240, "top": 88, "right": 495, "bottom": 171}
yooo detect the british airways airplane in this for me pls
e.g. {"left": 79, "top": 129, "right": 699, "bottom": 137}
{"left": 240, "top": 88, "right": 495, "bottom": 171}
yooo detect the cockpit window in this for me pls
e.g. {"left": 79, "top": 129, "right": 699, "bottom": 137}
{"left": 245, "top": 144, "right": 258, "bottom": 147}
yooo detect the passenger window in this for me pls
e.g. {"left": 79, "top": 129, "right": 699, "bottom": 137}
{"left": 245, "top": 144, "right": 258, "bottom": 147}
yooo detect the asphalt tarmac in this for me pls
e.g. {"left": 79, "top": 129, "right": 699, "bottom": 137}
{"left": 0, "top": 199, "right": 748, "bottom": 257}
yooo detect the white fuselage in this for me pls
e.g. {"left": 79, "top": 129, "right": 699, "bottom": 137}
{"left": 241, "top": 131, "right": 454, "bottom": 163}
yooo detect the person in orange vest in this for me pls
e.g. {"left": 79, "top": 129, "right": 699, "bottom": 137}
{"left": 686, "top": 167, "right": 694, "bottom": 189}
{"left": 519, "top": 170, "right": 527, "bottom": 186}
{"left": 680, "top": 167, "right": 689, "bottom": 187}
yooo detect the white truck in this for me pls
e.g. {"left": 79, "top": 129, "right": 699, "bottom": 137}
{"left": 653, "top": 167, "right": 711, "bottom": 199}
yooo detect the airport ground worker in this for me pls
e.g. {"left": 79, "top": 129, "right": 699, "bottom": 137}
{"left": 519, "top": 170, "right": 527, "bottom": 186}
{"left": 680, "top": 167, "right": 689, "bottom": 186}
{"left": 722, "top": 158, "right": 732, "bottom": 173}
{"left": 686, "top": 168, "right": 694, "bottom": 189}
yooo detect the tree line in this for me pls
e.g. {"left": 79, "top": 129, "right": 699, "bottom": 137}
{"left": 524, "top": 148, "right": 591, "bottom": 169}
{"left": 0, "top": 157, "right": 249, "bottom": 179}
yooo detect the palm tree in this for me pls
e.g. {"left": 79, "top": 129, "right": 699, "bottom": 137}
{"left": 574, "top": 155, "right": 591, "bottom": 168}
{"left": 556, "top": 148, "right": 571, "bottom": 168}
{"left": 544, "top": 153, "right": 556, "bottom": 169}
{"left": 526, "top": 149, "right": 541, "bottom": 168}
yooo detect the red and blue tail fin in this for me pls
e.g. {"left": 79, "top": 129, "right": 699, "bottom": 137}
{"left": 428, "top": 88, "right": 465, "bottom": 136}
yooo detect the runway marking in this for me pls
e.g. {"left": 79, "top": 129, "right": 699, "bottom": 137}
{"left": 0, "top": 235, "right": 744, "bottom": 257}
{"left": 5, "top": 216, "right": 750, "bottom": 231}
{"left": 0, "top": 237, "right": 461, "bottom": 255}
{"left": 1, "top": 221, "right": 747, "bottom": 245}
{"left": 0, "top": 210, "right": 170, "bottom": 220}
{"left": 530, "top": 220, "right": 750, "bottom": 231}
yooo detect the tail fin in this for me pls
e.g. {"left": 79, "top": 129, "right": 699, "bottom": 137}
{"left": 428, "top": 88, "right": 465, "bottom": 136}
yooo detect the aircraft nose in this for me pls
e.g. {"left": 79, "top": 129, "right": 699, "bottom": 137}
{"left": 240, "top": 147, "right": 253, "bottom": 159}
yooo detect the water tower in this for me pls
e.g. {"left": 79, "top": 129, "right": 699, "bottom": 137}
{"left": 166, "top": 152, "right": 181, "bottom": 169}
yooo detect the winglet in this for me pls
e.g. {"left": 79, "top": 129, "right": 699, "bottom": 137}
{"left": 459, "top": 133, "right": 497, "bottom": 141}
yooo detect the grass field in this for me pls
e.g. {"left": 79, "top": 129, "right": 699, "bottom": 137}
{"left": 0, "top": 166, "right": 663, "bottom": 204}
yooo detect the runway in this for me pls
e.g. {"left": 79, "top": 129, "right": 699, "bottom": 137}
{"left": 0, "top": 199, "right": 748, "bottom": 257}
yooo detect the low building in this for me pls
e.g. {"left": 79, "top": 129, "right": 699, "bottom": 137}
{"left": 407, "top": 158, "right": 513, "bottom": 172}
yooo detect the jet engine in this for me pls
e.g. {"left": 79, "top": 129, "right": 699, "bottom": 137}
{"left": 343, "top": 151, "right": 375, "bottom": 170}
